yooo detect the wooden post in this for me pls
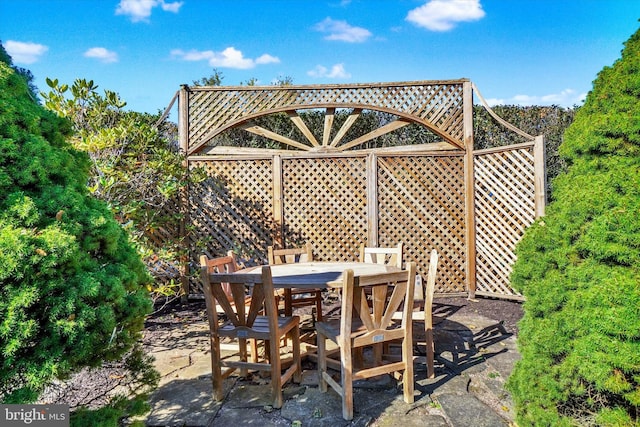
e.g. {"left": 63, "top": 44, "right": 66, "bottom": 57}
{"left": 178, "top": 85, "right": 190, "bottom": 301}
{"left": 533, "top": 135, "right": 547, "bottom": 218}
{"left": 463, "top": 81, "right": 477, "bottom": 299}
{"left": 366, "top": 153, "right": 378, "bottom": 248}
{"left": 273, "top": 155, "right": 284, "bottom": 248}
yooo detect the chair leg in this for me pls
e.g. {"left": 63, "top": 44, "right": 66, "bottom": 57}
{"left": 211, "top": 334, "right": 224, "bottom": 401}
{"left": 317, "top": 332, "right": 328, "bottom": 393}
{"left": 402, "top": 337, "right": 415, "bottom": 403}
{"left": 291, "top": 325, "right": 302, "bottom": 383}
{"left": 315, "top": 291, "right": 323, "bottom": 322}
{"left": 239, "top": 338, "right": 248, "bottom": 377}
{"left": 340, "top": 344, "right": 354, "bottom": 421}
{"left": 269, "top": 335, "right": 283, "bottom": 409}
{"left": 426, "top": 327, "right": 435, "bottom": 379}
{"left": 284, "top": 288, "right": 293, "bottom": 317}
{"left": 250, "top": 339, "right": 259, "bottom": 364}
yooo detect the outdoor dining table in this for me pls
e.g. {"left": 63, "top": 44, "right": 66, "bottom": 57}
{"left": 235, "top": 261, "right": 403, "bottom": 289}
{"left": 233, "top": 261, "right": 405, "bottom": 364}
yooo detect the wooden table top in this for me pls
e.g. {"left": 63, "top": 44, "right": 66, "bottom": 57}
{"left": 236, "top": 261, "right": 402, "bottom": 288}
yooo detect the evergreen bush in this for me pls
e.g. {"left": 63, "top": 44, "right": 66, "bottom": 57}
{"left": 0, "top": 48, "right": 152, "bottom": 402}
{"left": 506, "top": 28, "right": 640, "bottom": 426}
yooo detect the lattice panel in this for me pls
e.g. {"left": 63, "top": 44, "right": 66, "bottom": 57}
{"left": 474, "top": 147, "right": 536, "bottom": 298}
{"left": 187, "top": 81, "right": 466, "bottom": 152}
{"left": 377, "top": 155, "right": 467, "bottom": 294}
{"left": 281, "top": 157, "right": 368, "bottom": 261}
{"left": 188, "top": 159, "right": 275, "bottom": 294}
{"left": 143, "top": 195, "right": 181, "bottom": 285}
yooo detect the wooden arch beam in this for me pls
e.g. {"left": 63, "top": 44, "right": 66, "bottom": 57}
{"left": 188, "top": 104, "right": 465, "bottom": 155}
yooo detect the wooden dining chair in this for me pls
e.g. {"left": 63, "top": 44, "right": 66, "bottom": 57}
{"left": 267, "top": 242, "right": 324, "bottom": 322}
{"left": 392, "top": 249, "right": 440, "bottom": 378}
{"left": 200, "top": 261, "right": 302, "bottom": 408}
{"left": 359, "top": 242, "right": 404, "bottom": 268}
{"left": 199, "top": 251, "right": 247, "bottom": 311}
{"left": 316, "top": 262, "right": 417, "bottom": 420}
{"left": 200, "top": 251, "right": 263, "bottom": 363}
{"left": 357, "top": 242, "right": 404, "bottom": 364}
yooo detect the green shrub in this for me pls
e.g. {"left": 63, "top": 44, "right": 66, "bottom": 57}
{"left": 473, "top": 104, "right": 576, "bottom": 201}
{"left": 41, "top": 78, "right": 205, "bottom": 308}
{"left": 506, "top": 28, "right": 640, "bottom": 426}
{"left": 0, "top": 48, "right": 152, "bottom": 402}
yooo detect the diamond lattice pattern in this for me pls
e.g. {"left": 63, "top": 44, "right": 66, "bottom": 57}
{"left": 474, "top": 147, "right": 536, "bottom": 297}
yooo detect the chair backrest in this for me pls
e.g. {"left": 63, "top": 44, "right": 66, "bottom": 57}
{"left": 424, "top": 249, "right": 439, "bottom": 320}
{"left": 359, "top": 242, "right": 403, "bottom": 268}
{"left": 341, "top": 262, "right": 416, "bottom": 341}
{"left": 200, "top": 251, "right": 239, "bottom": 301}
{"left": 201, "top": 265, "right": 279, "bottom": 335}
{"left": 267, "top": 242, "right": 313, "bottom": 265}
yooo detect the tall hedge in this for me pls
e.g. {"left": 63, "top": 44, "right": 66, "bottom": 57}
{"left": 0, "top": 50, "right": 152, "bottom": 402}
{"left": 506, "top": 28, "right": 640, "bottom": 426}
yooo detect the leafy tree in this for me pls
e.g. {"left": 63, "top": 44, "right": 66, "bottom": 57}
{"left": 41, "top": 78, "right": 204, "bottom": 308}
{"left": 0, "top": 40, "right": 39, "bottom": 101}
{"left": 241, "top": 77, "right": 259, "bottom": 86}
{"left": 474, "top": 105, "right": 576, "bottom": 201}
{"left": 0, "top": 50, "right": 152, "bottom": 403}
{"left": 192, "top": 68, "right": 224, "bottom": 86}
{"left": 506, "top": 28, "right": 640, "bottom": 426}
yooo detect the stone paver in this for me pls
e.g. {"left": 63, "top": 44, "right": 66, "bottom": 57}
{"left": 140, "top": 308, "right": 519, "bottom": 426}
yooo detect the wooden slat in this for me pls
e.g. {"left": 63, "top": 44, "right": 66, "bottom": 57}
{"left": 288, "top": 111, "right": 320, "bottom": 147}
{"left": 330, "top": 109, "right": 361, "bottom": 147}
{"left": 340, "top": 118, "right": 412, "bottom": 151}
{"left": 323, "top": 108, "right": 335, "bottom": 146}
{"left": 240, "top": 122, "right": 311, "bottom": 151}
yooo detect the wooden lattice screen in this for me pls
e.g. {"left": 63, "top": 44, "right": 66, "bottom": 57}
{"left": 176, "top": 80, "right": 546, "bottom": 300}
{"left": 474, "top": 142, "right": 540, "bottom": 299}
{"left": 184, "top": 80, "right": 468, "bottom": 155}
{"left": 186, "top": 152, "right": 469, "bottom": 295}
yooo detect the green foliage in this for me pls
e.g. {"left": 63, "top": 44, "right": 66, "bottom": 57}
{"left": 192, "top": 68, "right": 224, "bottom": 86}
{"left": 69, "top": 344, "right": 159, "bottom": 427}
{"left": 0, "top": 61, "right": 152, "bottom": 402}
{"left": 41, "top": 77, "right": 204, "bottom": 307}
{"left": 474, "top": 104, "right": 576, "bottom": 201}
{"left": 507, "top": 28, "right": 640, "bottom": 426}
{"left": 0, "top": 41, "right": 39, "bottom": 101}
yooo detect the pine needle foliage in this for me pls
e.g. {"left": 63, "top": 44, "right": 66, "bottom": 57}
{"left": 0, "top": 50, "right": 152, "bottom": 402}
{"left": 506, "top": 28, "right": 640, "bottom": 426}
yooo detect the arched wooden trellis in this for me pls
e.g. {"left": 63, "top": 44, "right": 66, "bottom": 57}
{"left": 175, "top": 79, "right": 545, "bottom": 301}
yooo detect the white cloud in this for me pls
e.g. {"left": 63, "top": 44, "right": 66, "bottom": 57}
{"left": 171, "top": 47, "right": 280, "bottom": 69}
{"left": 314, "top": 17, "right": 372, "bottom": 43}
{"left": 307, "top": 63, "right": 351, "bottom": 79}
{"left": 116, "top": 0, "right": 183, "bottom": 23}
{"left": 5, "top": 40, "right": 48, "bottom": 64}
{"left": 170, "top": 49, "right": 214, "bottom": 61}
{"left": 160, "top": 0, "right": 183, "bottom": 13}
{"left": 255, "top": 54, "right": 280, "bottom": 65}
{"left": 485, "top": 89, "right": 586, "bottom": 107}
{"left": 84, "top": 47, "right": 119, "bottom": 63}
{"left": 406, "top": 0, "right": 485, "bottom": 31}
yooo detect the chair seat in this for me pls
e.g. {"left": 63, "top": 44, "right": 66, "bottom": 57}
{"left": 316, "top": 319, "right": 403, "bottom": 342}
{"left": 219, "top": 315, "right": 299, "bottom": 337}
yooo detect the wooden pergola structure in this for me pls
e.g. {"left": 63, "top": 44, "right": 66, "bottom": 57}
{"left": 171, "top": 79, "right": 545, "bottom": 301}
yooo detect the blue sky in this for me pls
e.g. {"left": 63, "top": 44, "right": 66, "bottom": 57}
{"left": 1, "top": 0, "right": 639, "bottom": 116}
